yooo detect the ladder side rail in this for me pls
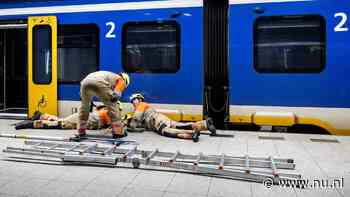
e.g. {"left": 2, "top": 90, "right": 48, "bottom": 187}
{"left": 175, "top": 158, "right": 294, "bottom": 170}
{"left": 114, "top": 148, "right": 201, "bottom": 161}
{"left": 212, "top": 155, "right": 294, "bottom": 163}
{"left": 4, "top": 147, "right": 64, "bottom": 159}
{"left": 25, "top": 140, "right": 79, "bottom": 150}
{"left": 245, "top": 159, "right": 295, "bottom": 169}
{"left": 5, "top": 146, "right": 66, "bottom": 155}
{"left": 129, "top": 158, "right": 287, "bottom": 183}
{"left": 63, "top": 154, "right": 118, "bottom": 165}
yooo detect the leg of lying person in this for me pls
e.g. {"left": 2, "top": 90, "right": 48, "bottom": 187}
{"left": 159, "top": 126, "right": 200, "bottom": 142}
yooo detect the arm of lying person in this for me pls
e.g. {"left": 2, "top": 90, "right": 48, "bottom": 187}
{"left": 126, "top": 127, "right": 145, "bottom": 133}
{"left": 103, "top": 124, "right": 145, "bottom": 133}
{"left": 125, "top": 118, "right": 145, "bottom": 132}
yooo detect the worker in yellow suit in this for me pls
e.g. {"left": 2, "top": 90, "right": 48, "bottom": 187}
{"left": 78, "top": 71, "right": 130, "bottom": 138}
{"left": 128, "top": 93, "right": 216, "bottom": 142}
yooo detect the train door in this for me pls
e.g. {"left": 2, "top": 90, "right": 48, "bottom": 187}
{"left": 203, "top": 0, "right": 230, "bottom": 129}
{"left": 27, "top": 16, "right": 57, "bottom": 118}
{"left": 0, "top": 22, "right": 28, "bottom": 119}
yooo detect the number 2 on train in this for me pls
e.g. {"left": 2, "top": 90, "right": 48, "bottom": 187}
{"left": 106, "top": 22, "right": 116, "bottom": 38}
{"left": 334, "top": 12, "right": 348, "bottom": 32}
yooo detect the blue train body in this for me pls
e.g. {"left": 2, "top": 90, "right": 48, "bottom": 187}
{"left": 0, "top": 0, "right": 349, "bottom": 134}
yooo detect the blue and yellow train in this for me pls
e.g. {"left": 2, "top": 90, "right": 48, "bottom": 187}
{"left": 0, "top": 0, "right": 349, "bottom": 134}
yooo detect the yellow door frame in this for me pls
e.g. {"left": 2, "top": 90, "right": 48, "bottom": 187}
{"left": 28, "top": 16, "right": 57, "bottom": 118}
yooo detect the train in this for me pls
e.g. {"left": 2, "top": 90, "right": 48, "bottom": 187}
{"left": 0, "top": 0, "right": 349, "bottom": 135}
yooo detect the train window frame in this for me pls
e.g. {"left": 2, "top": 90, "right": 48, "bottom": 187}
{"left": 253, "top": 15, "right": 326, "bottom": 74}
{"left": 122, "top": 21, "right": 181, "bottom": 74}
{"left": 32, "top": 25, "right": 52, "bottom": 85}
{"left": 57, "top": 24, "right": 99, "bottom": 84}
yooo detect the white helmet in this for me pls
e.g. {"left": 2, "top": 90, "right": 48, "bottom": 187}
{"left": 119, "top": 72, "right": 130, "bottom": 87}
{"left": 129, "top": 93, "right": 144, "bottom": 103}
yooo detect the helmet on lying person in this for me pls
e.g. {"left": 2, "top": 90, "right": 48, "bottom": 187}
{"left": 129, "top": 93, "right": 145, "bottom": 103}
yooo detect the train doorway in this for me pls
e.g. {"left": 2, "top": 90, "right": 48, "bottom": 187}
{"left": 203, "top": 0, "right": 229, "bottom": 129}
{"left": 0, "top": 22, "right": 28, "bottom": 119}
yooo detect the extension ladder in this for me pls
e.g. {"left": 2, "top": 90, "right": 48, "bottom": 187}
{"left": 3, "top": 140, "right": 301, "bottom": 183}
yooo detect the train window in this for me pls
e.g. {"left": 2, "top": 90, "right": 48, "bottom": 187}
{"left": 122, "top": 21, "right": 180, "bottom": 73}
{"left": 33, "top": 25, "right": 52, "bottom": 84}
{"left": 254, "top": 15, "right": 326, "bottom": 73}
{"left": 58, "top": 24, "right": 99, "bottom": 83}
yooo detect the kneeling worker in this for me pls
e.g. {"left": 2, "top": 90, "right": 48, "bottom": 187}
{"left": 78, "top": 71, "right": 130, "bottom": 138}
{"left": 128, "top": 93, "right": 216, "bottom": 142}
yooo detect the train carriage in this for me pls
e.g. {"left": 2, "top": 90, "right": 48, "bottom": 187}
{"left": 0, "top": 0, "right": 349, "bottom": 135}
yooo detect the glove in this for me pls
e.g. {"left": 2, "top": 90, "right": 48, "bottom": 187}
{"left": 111, "top": 91, "right": 121, "bottom": 103}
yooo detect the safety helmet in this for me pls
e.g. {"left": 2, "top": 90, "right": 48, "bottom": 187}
{"left": 119, "top": 72, "right": 130, "bottom": 87}
{"left": 129, "top": 93, "right": 144, "bottom": 103}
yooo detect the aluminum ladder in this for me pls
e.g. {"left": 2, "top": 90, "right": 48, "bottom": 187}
{"left": 3, "top": 140, "right": 301, "bottom": 183}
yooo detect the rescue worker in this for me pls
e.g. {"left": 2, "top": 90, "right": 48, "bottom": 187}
{"left": 15, "top": 104, "right": 121, "bottom": 130}
{"left": 78, "top": 71, "right": 130, "bottom": 138}
{"left": 128, "top": 93, "right": 216, "bottom": 142}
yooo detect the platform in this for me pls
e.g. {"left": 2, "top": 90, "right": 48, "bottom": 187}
{"left": 0, "top": 119, "right": 349, "bottom": 197}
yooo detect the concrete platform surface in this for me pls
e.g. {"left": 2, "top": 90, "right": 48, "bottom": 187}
{"left": 0, "top": 119, "right": 349, "bottom": 197}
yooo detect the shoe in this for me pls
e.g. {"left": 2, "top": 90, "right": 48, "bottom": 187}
{"left": 31, "top": 111, "right": 42, "bottom": 121}
{"left": 206, "top": 118, "right": 216, "bottom": 136}
{"left": 15, "top": 120, "right": 34, "bottom": 130}
{"left": 71, "top": 133, "right": 87, "bottom": 142}
{"left": 192, "top": 130, "right": 200, "bottom": 142}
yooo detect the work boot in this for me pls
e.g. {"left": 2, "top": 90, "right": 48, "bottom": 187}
{"left": 111, "top": 123, "right": 128, "bottom": 138}
{"left": 192, "top": 129, "right": 200, "bottom": 143}
{"left": 206, "top": 118, "right": 216, "bottom": 136}
{"left": 15, "top": 120, "right": 34, "bottom": 130}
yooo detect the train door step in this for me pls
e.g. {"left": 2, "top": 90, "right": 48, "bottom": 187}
{"left": 0, "top": 113, "right": 27, "bottom": 120}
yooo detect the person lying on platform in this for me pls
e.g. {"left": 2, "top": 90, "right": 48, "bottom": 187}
{"left": 14, "top": 102, "right": 123, "bottom": 131}
{"left": 127, "top": 93, "right": 216, "bottom": 142}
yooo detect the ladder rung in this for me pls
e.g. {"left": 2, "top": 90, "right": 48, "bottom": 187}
{"left": 80, "top": 144, "right": 97, "bottom": 154}
{"left": 194, "top": 153, "right": 203, "bottom": 166}
{"left": 67, "top": 143, "right": 81, "bottom": 152}
{"left": 123, "top": 146, "right": 137, "bottom": 159}
{"left": 270, "top": 156, "right": 277, "bottom": 177}
{"left": 32, "top": 141, "right": 44, "bottom": 148}
{"left": 47, "top": 144, "right": 60, "bottom": 150}
{"left": 103, "top": 146, "right": 116, "bottom": 155}
{"left": 146, "top": 149, "right": 158, "bottom": 161}
{"left": 169, "top": 151, "right": 180, "bottom": 162}
{"left": 219, "top": 154, "right": 225, "bottom": 170}
{"left": 245, "top": 155, "right": 250, "bottom": 174}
